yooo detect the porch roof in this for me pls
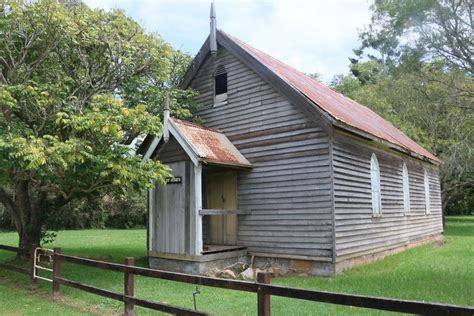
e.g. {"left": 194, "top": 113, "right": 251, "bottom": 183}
{"left": 169, "top": 118, "right": 252, "bottom": 168}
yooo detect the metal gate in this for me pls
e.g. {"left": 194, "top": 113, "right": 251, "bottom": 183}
{"left": 33, "top": 247, "right": 53, "bottom": 283}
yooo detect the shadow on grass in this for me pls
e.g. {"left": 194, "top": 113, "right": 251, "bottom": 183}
{"left": 60, "top": 246, "right": 149, "bottom": 267}
{"left": 445, "top": 216, "right": 474, "bottom": 237}
{"left": 445, "top": 227, "right": 474, "bottom": 237}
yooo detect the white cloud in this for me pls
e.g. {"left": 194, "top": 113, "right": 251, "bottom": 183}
{"left": 83, "top": 0, "right": 372, "bottom": 82}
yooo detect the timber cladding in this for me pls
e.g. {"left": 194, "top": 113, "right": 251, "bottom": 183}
{"left": 332, "top": 131, "right": 443, "bottom": 262}
{"left": 152, "top": 161, "right": 189, "bottom": 254}
{"left": 154, "top": 135, "right": 189, "bottom": 163}
{"left": 191, "top": 47, "right": 334, "bottom": 259}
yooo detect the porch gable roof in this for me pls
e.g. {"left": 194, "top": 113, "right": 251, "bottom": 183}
{"left": 145, "top": 118, "right": 252, "bottom": 169}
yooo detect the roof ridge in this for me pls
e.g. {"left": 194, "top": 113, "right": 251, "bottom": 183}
{"left": 171, "top": 118, "right": 223, "bottom": 133}
{"left": 221, "top": 30, "right": 309, "bottom": 77}
{"left": 218, "top": 30, "right": 439, "bottom": 163}
{"left": 221, "top": 30, "right": 389, "bottom": 122}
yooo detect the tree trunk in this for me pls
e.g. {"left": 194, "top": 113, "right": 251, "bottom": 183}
{"left": 18, "top": 227, "right": 41, "bottom": 257}
{"left": 14, "top": 180, "right": 42, "bottom": 258}
{"left": 1, "top": 181, "right": 70, "bottom": 259}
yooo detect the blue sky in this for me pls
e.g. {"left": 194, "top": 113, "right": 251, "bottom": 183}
{"left": 83, "top": 0, "right": 372, "bottom": 82}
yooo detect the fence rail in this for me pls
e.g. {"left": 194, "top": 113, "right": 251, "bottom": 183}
{"left": 0, "top": 244, "right": 30, "bottom": 276}
{"left": 56, "top": 276, "right": 206, "bottom": 316}
{"left": 59, "top": 253, "right": 258, "bottom": 292}
{"left": 1, "top": 243, "right": 474, "bottom": 315}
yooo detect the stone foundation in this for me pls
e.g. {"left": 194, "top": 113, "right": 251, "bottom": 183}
{"left": 148, "top": 249, "right": 248, "bottom": 274}
{"left": 251, "top": 256, "right": 335, "bottom": 277}
{"left": 148, "top": 233, "right": 444, "bottom": 277}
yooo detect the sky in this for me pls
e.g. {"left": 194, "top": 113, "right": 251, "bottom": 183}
{"left": 83, "top": 0, "right": 373, "bottom": 82}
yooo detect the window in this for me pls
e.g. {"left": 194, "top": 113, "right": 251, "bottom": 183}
{"left": 402, "top": 163, "right": 410, "bottom": 213}
{"left": 424, "top": 169, "right": 431, "bottom": 214}
{"left": 214, "top": 65, "right": 228, "bottom": 105}
{"left": 370, "top": 154, "right": 381, "bottom": 216}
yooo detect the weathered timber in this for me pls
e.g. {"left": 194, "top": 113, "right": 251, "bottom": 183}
{"left": 57, "top": 277, "right": 209, "bottom": 315}
{"left": 199, "top": 209, "right": 250, "bottom": 216}
{"left": 332, "top": 131, "right": 443, "bottom": 262}
{"left": 263, "top": 284, "right": 473, "bottom": 315}
{"left": 257, "top": 273, "right": 271, "bottom": 316}
{"left": 58, "top": 254, "right": 259, "bottom": 292}
{"left": 52, "top": 247, "right": 61, "bottom": 297}
{"left": 0, "top": 262, "right": 28, "bottom": 274}
{"left": 58, "top": 253, "right": 473, "bottom": 315}
{"left": 124, "top": 257, "right": 134, "bottom": 316}
{"left": 189, "top": 45, "right": 333, "bottom": 259}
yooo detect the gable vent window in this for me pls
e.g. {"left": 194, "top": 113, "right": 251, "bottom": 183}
{"left": 214, "top": 65, "right": 228, "bottom": 105}
{"left": 424, "top": 169, "right": 431, "bottom": 214}
{"left": 402, "top": 163, "right": 410, "bottom": 213}
{"left": 370, "top": 153, "right": 382, "bottom": 217}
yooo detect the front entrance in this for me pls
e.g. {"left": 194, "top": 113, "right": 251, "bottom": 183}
{"left": 205, "top": 171, "right": 238, "bottom": 245}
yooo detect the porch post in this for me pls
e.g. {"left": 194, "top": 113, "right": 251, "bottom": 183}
{"left": 147, "top": 186, "right": 154, "bottom": 253}
{"left": 190, "top": 163, "right": 203, "bottom": 255}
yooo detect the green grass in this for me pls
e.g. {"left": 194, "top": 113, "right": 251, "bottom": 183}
{"left": 0, "top": 216, "right": 473, "bottom": 315}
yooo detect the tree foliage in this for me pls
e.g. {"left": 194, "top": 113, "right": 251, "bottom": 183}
{"left": 357, "top": 0, "right": 473, "bottom": 75}
{"left": 0, "top": 0, "right": 193, "bottom": 250}
{"left": 333, "top": 0, "right": 473, "bottom": 215}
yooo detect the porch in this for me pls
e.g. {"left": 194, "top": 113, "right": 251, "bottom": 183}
{"left": 145, "top": 117, "right": 252, "bottom": 273}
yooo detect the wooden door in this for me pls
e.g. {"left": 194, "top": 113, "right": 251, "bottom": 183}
{"left": 205, "top": 171, "right": 238, "bottom": 245}
{"left": 155, "top": 161, "right": 186, "bottom": 254}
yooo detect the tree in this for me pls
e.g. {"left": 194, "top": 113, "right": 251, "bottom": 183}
{"left": 332, "top": 61, "right": 474, "bottom": 215}
{"left": 357, "top": 0, "right": 473, "bottom": 75}
{"left": 0, "top": 0, "right": 193, "bottom": 253}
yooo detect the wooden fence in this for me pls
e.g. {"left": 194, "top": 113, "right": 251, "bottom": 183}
{"left": 1, "top": 244, "right": 474, "bottom": 315}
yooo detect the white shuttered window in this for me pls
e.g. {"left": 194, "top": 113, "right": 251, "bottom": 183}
{"left": 424, "top": 169, "right": 431, "bottom": 214}
{"left": 402, "top": 163, "right": 410, "bottom": 213}
{"left": 370, "top": 154, "right": 381, "bottom": 216}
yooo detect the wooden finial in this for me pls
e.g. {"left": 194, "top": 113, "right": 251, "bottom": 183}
{"left": 210, "top": 1, "right": 217, "bottom": 55}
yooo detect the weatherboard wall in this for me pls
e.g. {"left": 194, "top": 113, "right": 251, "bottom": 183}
{"left": 331, "top": 130, "right": 443, "bottom": 262}
{"left": 149, "top": 136, "right": 195, "bottom": 254}
{"left": 151, "top": 161, "right": 188, "bottom": 254}
{"left": 154, "top": 135, "right": 189, "bottom": 163}
{"left": 189, "top": 45, "right": 333, "bottom": 259}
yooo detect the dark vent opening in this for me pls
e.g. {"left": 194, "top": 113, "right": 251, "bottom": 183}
{"left": 214, "top": 66, "right": 227, "bottom": 96}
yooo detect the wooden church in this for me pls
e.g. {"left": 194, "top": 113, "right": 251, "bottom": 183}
{"left": 138, "top": 4, "right": 443, "bottom": 276}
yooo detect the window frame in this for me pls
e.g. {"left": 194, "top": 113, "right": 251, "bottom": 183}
{"left": 213, "top": 65, "right": 228, "bottom": 106}
{"left": 424, "top": 169, "right": 431, "bottom": 214}
{"left": 370, "top": 153, "right": 382, "bottom": 217}
{"left": 402, "top": 163, "right": 410, "bottom": 214}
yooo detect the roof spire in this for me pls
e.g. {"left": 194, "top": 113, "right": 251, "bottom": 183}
{"left": 210, "top": 1, "right": 217, "bottom": 55}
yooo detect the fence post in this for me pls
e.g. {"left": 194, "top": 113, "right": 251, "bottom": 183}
{"left": 257, "top": 272, "right": 271, "bottom": 316}
{"left": 52, "top": 247, "right": 61, "bottom": 298}
{"left": 124, "top": 257, "right": 135, "bottom": 316}
{"left": 29, "top": 244, "right": 37, "bottom": 289}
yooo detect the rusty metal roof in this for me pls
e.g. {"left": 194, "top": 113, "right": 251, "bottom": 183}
{"left": 171, "top": 118, "right": 252, "bottom": 168}
{"left": 224, "top": 32, "right": 440, "bottom": 163}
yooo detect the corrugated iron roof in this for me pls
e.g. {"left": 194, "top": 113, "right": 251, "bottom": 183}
{"left": 224, "top": 31, "right": 440, "bottom": 163}
{"left": 171, "top": 118, "right": 252, "bottom": 168}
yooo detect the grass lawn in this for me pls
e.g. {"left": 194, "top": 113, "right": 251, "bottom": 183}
{"left": 0, "top": 216, "right": 473, "bottom": 315}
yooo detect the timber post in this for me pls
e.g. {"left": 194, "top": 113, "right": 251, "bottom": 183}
{"left": 29, "top": 244, "right": 37, "bottom": 289}
{"left": 257, "top": 272, "right": 271, "bottom": 316}
{"left": 124, "top": 257, "right": 135, "bottom": 316}
{"left": 52, "top": 247, "right": 61, "bottom": 298}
